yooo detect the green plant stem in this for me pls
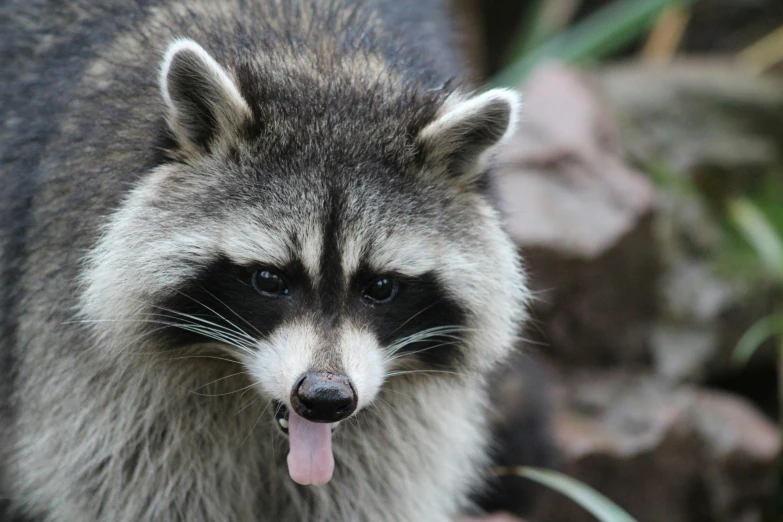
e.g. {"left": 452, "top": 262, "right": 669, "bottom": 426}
{"left": 778, "top": 330, "right": 783, "bottom": 428}
{"left": 495, "top": 466, "right": 638, "bottom": 522}
{"left": 492, "top": 0, "right": 699, "bottom": 87}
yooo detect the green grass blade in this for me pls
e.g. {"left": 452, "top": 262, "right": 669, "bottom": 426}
{"left": 496, "top": 466, "right": 637, "bottom": 522}
{"left": 492, "top": 0, "right": 699, "bottom": 87}
{"left": 733, "top": 313, "right": 783, "bottom": 365}
{"left": 505, "top": 0, "right": 581, "bottom": 61}
{"left": 727, "top": 198, "right": 783, "bottom": 282}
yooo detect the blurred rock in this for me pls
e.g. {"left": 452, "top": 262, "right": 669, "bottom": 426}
{"left": 498, "top": 61, "right": 781, "bottom": 374}
{"left": 596, "top": 61, "right": 782, "bottom": 379}
{"left": 598, "top": 60, "right": 783, "bottom": 199}
{"left": 495, "top": 61, "right": 781, "bottom": 521}
{"left": 532, "top": 371, "right": 780, "bottom": 522}
{"left": 496, "top": 64, "right": 657, "bottom": 365}
{"left": 650, "top": 251, "right": 773, "bottom": 381}
{"left": 498, "top": 64, "right": 655, "bottom": 258}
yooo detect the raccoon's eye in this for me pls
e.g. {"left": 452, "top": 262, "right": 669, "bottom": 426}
{"left": 362, "top": 277, "right": 398, "bottom": 304}
{"left": 252, "top": 269, "right": 289, "bottom": 297}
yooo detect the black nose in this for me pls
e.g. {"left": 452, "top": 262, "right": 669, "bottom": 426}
{"left": 290, "top": 371, "right": 357, "bottom": 423}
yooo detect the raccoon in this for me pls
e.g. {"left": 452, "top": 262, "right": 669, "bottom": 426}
{"left": 0, "top": 1, "right": 533, "bottom": 520}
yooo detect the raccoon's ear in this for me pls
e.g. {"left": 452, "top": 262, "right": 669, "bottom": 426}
{"left": 418, "top": 89, "right": 520, "bottom": 184}
{"left": 159, "top": 39, "right": 251, "bottom": 152}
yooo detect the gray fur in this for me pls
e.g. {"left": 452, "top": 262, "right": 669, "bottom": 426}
{"left": 0, "top": 1, "right": 529, "bottom": 521}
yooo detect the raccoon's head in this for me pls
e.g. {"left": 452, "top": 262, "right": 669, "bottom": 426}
{"left": 81, "top": 39, "right": 527, "bottom": 485}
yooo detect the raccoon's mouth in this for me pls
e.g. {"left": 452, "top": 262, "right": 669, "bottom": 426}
{"left": 274, "top": 403, "right": 290, "bottom": 433}
{"left": 273, "top": 370, "right": 353, "bottom": 487}
{"left": 273, "top": 402, "right": 341, "bottom": 435}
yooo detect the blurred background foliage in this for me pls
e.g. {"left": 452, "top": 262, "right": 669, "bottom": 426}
{"left": 470, "top": 0, "right": 783, "bottom": 520}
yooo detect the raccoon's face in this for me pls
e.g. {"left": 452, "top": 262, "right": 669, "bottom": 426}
{"left": 81, "top": 40, "right": 527, "bottom": 485}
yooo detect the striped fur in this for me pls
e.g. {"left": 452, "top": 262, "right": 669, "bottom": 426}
{"left": 0, "top": 1, "right": 529, "bottom": 520}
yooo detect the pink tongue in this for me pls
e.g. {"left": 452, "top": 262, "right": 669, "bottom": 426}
{"left": 286, "top": 411, "right": 334, "bottom": 486}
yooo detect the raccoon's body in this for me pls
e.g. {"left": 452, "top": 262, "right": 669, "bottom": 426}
{"left": 0, "top": 1, "right": 532, "bottom": 521}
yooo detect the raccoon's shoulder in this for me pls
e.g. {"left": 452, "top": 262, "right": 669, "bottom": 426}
{"left": 0, "top": 1, "right": 150, "bottom": 188}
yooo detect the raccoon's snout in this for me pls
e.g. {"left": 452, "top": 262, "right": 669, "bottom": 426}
{"left": 290, "top": 371, "right": 357, "bottom": 423}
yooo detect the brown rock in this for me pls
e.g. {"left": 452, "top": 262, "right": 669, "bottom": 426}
{"left": 496, "top": 64, "right": 658, "bottom": 365}
{"left": 532, "top": 371, "right": 780, "bottom": 522}
{"left": 498, "top": 64, "right": 655, "bottom": 259}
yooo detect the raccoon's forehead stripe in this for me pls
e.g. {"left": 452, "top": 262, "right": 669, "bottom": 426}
{"left": 318, "top": 190, "right": 345, "bottom": 314}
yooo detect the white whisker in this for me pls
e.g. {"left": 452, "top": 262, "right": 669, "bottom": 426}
{"left": 196, "top": 283, "right": 265, "bottom": 338}
{"left": 384, "top": 340, "right": 461, "bottom": 364}
{"left": 192, "top": 371, "right": 248, "bottom": 392}
{"left": 240, "top": 399, "right": 273, "bottom": 447}
{"left": 168, "top": 289, "right": 258, "bottom": 343}
{"left": 183, "top": 382, "right": 257, "bottom": 398}
{"left": 384, "top": 369, "right": 467, "bottom": 379}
